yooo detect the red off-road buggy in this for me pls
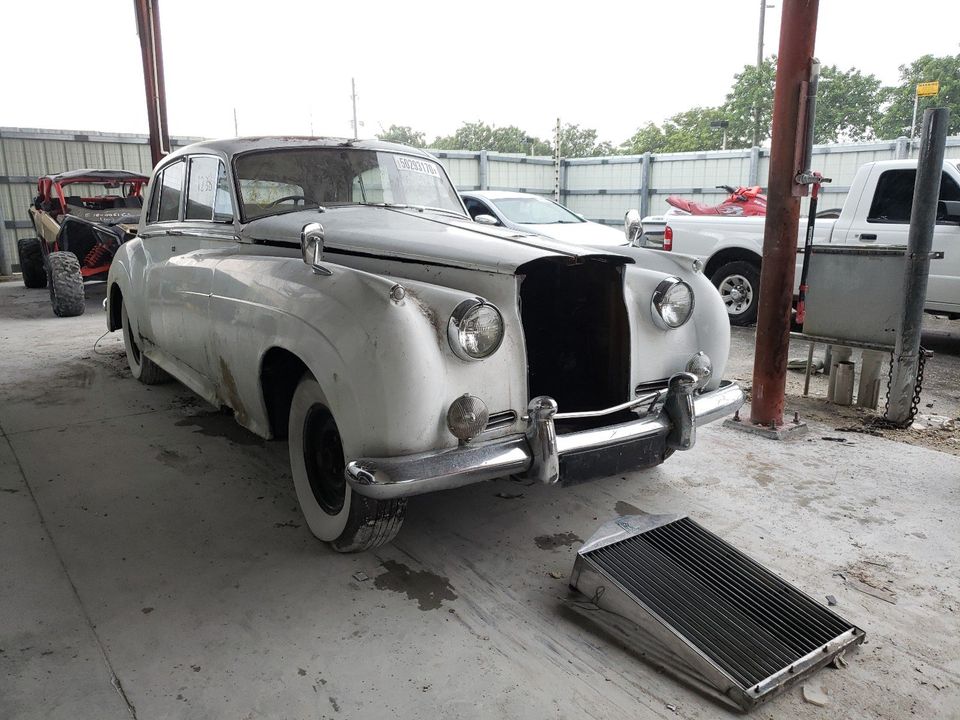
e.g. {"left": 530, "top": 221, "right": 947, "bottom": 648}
{"left": 19, "top": 169, "right": 149, "bottom": 316}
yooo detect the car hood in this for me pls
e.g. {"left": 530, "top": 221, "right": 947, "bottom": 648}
{"left": 239, "top": 206, "right": 634, "bottom": 274}
{"left": 520, "top": 221, "right": 627, "bottom": 247}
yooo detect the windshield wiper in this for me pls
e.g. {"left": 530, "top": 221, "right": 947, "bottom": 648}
{"left": 364, "top": 202, "right": 466, "bottom": 219}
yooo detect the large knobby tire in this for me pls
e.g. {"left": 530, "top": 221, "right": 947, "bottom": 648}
{"left": 289, "top": 376, "right": 405, "bottom": 552}
{"left": 47, "top": 251, "right": 85, "bottom": 317}
{"left": 711, "top": 260, "right": 761, "bottom": 326}
{"left": 17, "top": 238, "right": 47, "bottom": 289}
{"left": 121, "top": 301, "right": 170, "bottom": 384}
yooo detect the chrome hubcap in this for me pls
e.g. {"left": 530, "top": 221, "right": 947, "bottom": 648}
{"left": 718, "top": 274, "right": 754, "bottom": 316}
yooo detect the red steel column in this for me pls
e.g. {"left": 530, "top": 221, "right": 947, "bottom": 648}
{"left": 133, "top": 0, "right": 170, "bottom": 168}
{"left": 750, "top": 0, "right": 819, "bottom": 427}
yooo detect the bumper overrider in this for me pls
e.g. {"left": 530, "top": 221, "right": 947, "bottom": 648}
{"left": 345, "top": 374, "right": 745, "bottom": 500}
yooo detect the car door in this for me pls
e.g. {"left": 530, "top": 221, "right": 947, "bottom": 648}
{"left": 160, "top": 154, "right": 239, "bottom": 379}
{"left": 851, "top": 168, "right": 960, "bottom": 310}
{"left": 138, "top": 158, "right": 187, "bottom": 353}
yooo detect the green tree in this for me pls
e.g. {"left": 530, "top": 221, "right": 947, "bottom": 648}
{"left": 878, "top": 54, "right": 960, "bottom": 139}
{"left": 432, "top": 121, "right": 551, "bottom": 154}
{"left": 660, "top": 107, "right": 731, "bottom": 152}
{"left": 556, "top": 123, "right": 615, "bottom": 157}
{"left": 723, "top": 58, "right": 777, "bottom": 148}
{"left": 815, "top": 65, "right": 889, "bottom": 142}
{"left": 620, "top": 122, "right": 668, "bottom": 154}
{"left": 376, "top": 125, "right": 426, "bottom": 147}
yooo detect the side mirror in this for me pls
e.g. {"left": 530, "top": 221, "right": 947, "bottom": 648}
{"left": 938, "top": 200, "right": 960, "bottom": 223}
{"left": 624, "top": 209, "right": 642, "bottom": 245}
{"left": 574, "top": 212, "right": 586, "bottom": 221}
{"left": 474, "top": 214, "right": 499, "bottom": 226}
{"left": 300, "top": 222, "right": 331, "bottom": 275}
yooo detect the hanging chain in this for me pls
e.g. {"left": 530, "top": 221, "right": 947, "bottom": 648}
{"left": 879, "top": 346, "right": 928, "bottom": 428}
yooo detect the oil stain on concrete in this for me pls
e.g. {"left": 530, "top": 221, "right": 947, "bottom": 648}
{"left": 174, "top": 411, "right": 263, "bottom": 446}
{"left": 614, "top": 500, "right": 648, "bottom": 517}
{"left": 534, "top": 532, "right": 583, "bottom": 550}
{"left": 373, "top": 560, "right": 457, "bottom": 611}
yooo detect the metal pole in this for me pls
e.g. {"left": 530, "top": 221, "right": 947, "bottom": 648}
{"left": 234, "top": 107, "right": 239, "bottom": 137}
{"left": 0, "top": 202, "right": 11, "bottom": 276}
{"left": 910, "top": 90, "right": 919, "bottom": 145}
{"left": 554, "top": 118, "right": 561, "bottom": 202}
{"left": 750, "top": 0, "right": 819, "bottom": 428}
{"left": 639, "top": 152, "right": 652, "bottom": 218}
{"left": 351, "top": 78, "right": 358, "bottom": 139}
{"left": 885, "top": 107, "right": 949, "bottom": 426}
{"left": 753, "top": 0, "right": 768, "bottom": 148}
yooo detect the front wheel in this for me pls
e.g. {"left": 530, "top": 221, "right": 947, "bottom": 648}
{"left": 47, "top": 251, "right": 85, "bottom": 317}
{"left": 711, "top": 260, "right": 760, "bottom": 326}
{"left": 288, "top": 376, "right": 405, "bottom": 552}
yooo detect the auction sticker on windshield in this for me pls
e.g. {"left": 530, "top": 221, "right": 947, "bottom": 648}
{"left": 395, "top": 156, "right": 441, "bottom": 178}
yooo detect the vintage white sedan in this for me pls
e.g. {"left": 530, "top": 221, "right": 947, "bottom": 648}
{"left": 105, "top": 137, "right": 743, "bottom": 552}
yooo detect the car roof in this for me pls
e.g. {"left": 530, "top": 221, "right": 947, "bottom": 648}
{"left": 44, "top": 169, "right": 149, "bottom": 183}
{"left": 461, "top": 190, "right": 552, "bottom": 200}
{"left": 166, "top": 136, "right": 437, "bottom": 163}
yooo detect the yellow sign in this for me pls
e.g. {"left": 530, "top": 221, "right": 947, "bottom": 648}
{"left": 917, "top": 81, "right": 940, "bottom": 97}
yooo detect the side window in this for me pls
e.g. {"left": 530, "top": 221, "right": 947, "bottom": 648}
{"left": 186, "top": 157, "right": 217, "bottom": 220}
{"left": 157, "top": 160, "right": 185, "bottom": 222}
{"left": 185, "top": 156, "right": 234, "bottom": 222}
{"left": 868, "top": 170, "right": 960, "bottom": 224}
{"left": 213, "top": 162, "right": 234, "bottom": 222}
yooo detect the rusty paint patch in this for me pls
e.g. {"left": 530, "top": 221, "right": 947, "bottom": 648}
{"left": 373, "top": 559, "right": 457, "bottom": 611}
{"left": 218, "top": 358, "right": 249, "bottom": 425}
{"left": 403, "top": 288, "right": 444, "bottom": 346}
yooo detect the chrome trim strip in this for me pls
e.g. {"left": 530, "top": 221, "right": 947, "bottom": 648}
{"left": 553, "top": 390, "right": 662, "bottom": 420}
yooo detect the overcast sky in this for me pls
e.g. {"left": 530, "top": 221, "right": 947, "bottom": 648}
{"left": 1, "top": 1, "right": 958, "bottom": 145}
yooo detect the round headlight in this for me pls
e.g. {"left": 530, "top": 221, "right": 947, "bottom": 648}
{"left": 448, "top": 299, "right": 504, "bottom": 360}
{"left": 651, "top": 277, "right": 695, "bottom": 329}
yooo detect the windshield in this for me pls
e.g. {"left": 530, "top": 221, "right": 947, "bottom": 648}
{"left": 235, "top": 148, "right": 465, "bottom": 221}
{"left": 491, "top": 196, "right": 584, "bottom": 225}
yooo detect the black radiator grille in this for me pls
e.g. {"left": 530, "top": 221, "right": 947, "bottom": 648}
{"left": 585, "top": 517, "right": 854, "bottom": 689}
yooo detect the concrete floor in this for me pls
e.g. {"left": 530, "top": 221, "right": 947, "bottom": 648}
{"left": 1, "top": 279, "right": 958, "bottom": 720}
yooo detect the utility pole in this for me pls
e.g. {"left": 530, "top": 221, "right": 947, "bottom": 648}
{"left": 351, "top": 78, "right": 359, "bottom": 139}
{"left": 553, "top": 118, "right": 562, "bottom": 202}
{"left": 753, "top": 1, "right": 775, "bottom": 148}
{"left": 750, "top": 0, "right": 819, "bottom": 428}
{"left": 233, "top": 107, "right": 238, "bottom": 137}
{"left": 133, "top": 0, "right": 170, "bottom": 167}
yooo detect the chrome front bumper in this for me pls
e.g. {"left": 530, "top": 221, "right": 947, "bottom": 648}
{"left": 345, "top": 377, "right": 744, "bottom": 500}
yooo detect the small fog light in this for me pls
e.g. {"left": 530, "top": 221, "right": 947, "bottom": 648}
{"left": 447, "top": 394, "right": 489, "bottom": 442}
{"left": 685, "top": 351, "right": 713, "bottom": 389}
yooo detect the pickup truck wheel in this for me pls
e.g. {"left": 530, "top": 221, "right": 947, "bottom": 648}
{"left": 121, "top": 301, "right": 170, "bottom": 384}
{"left": 712, "top": 261, "right": 760, "bottom": 326}
{"left": 289, "top": 376, "right": 406, "bottom": 552}
{"left": 47, "top": 251, "right": 85, "bottom": 317}
{"left": 17, "top": 238, "right": 47, "bottom": 289}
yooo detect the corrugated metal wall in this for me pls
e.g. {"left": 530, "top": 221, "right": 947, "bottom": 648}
{"left": 0, "top": 128, "right": 202, "bottom": 274}
{"left": 2, "top": 127, "right": 959, "bottom": 273}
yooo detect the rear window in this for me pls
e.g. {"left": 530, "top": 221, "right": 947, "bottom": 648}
{"left": 867, "top": 169, "right": 960, "bottom": 224}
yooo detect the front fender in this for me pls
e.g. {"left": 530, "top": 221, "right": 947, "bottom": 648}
{"left": 208, "top": 256, "right": 525, "bottom": 458}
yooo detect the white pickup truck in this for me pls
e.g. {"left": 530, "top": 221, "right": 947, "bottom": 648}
{"left": 643, "top": 159, "right": 960, "bottom": 325}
